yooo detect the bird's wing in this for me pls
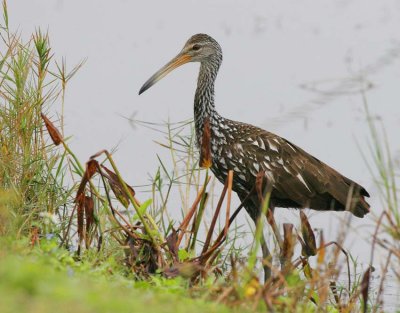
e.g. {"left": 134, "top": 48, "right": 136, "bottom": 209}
{"left": 234, "top": 126, "right": 367, "bottom": 208}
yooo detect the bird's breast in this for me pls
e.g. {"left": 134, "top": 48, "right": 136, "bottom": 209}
{"left": 210, "top": 144, "right": 257, "bottom": 194}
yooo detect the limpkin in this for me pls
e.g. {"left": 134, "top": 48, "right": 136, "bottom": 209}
{"left": 139, "top": 34, "right": 370, "bottom": 277}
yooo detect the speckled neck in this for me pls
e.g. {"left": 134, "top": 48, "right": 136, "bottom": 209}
{"left": 194, "top": 58, "right": 223, "bottom": 147}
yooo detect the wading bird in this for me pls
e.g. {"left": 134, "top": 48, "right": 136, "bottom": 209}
{"left": 139, "top": 34, "right": 370, "bottom": 278}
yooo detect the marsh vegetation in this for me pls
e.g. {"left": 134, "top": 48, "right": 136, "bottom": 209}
{"left": 0, "top": 2, "right": 399, "bottom": 312}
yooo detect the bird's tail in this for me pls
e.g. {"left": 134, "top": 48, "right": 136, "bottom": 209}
{"left": 349, "top": 194, "right": 370, "bottom": 218}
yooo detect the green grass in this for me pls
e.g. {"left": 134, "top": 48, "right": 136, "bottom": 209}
{"left": 0, "top": 0, "right": 83, "bottom": 239}
{"left": 0, "top": 239, "right": 235, "bottom": 313}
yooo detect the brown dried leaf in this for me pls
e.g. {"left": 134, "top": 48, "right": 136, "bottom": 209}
{"left": 85, "top": 159, "right": 98, "bottom": 180}
{"left": 199, "top": 118, "right": 212, "bottom": 168}
{"left": 255, "top": 170, "right": 265, "bottom": 203}
{"left": 76, "top": 180, "right": 86, "bottom": 203}
{"left": 300, "top": 211, "right": 317, "bottom": 256}
{"left": 76, "top": 160, "right": 99, "bottom": 201}
{"left": 101, "top": 165, "right": 135, "bottom": 208}
{"left": 267, "top": 209, "right": 283, "bottom": 248}
{"left": 41, "top": 113, "right": 63, "bottom": 145}
{"left": 177, "top": 180, "right": 208, "bottom": 247}
{"left": 84, "top": 195, "right": 94, "bottom": 233}
{"left": 201, "top": 182, "right": 227, "bottom": 257}
{"left": 317, "top": 231, "right": 325, "bottom": 265}
{"left": 361, "top": 267, "right": 371, "bottom": 313}
{"left": 76, "top": 193, "right": 85, "bottom": 242}
{"left": 280, "top": 223, "right": 294, "bottom": 272}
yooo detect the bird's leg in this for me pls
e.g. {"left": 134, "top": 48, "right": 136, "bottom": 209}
{"left": 257, "top": 182, "right": 282, "bottom": 248}
{"left": 259, "top": 232, "right": 272, "bottom": 281}
{"left": 254, "top": 172, "right": 280, "bottom": 280}
{"left": 239, "top": 192, "right": 272, "bottom": 282}
{"left": 247, "top": 203, "right": 272, "bottom": 282}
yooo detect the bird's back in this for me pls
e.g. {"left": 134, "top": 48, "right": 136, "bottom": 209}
{"left": 209, "top": 119, "right": 370, "bottom": 218}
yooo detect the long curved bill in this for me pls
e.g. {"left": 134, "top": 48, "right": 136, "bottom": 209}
{"left": 139, "top": 53, "right": 192, "bottom": 95}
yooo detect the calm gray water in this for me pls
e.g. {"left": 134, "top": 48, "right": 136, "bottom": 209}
{"left": 11, "top": 0, "right": 400, "bottom": 310}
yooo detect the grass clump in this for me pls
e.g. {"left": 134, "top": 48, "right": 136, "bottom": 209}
{"left": 0, "top": 238, "right": 234, "bottom": 313}
{"left": 0, "top": 0, "right": 82, "bottom": 237}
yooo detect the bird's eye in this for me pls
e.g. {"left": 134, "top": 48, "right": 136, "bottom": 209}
{"left": 192, "top": 44, "right": 201, "bottom": 51}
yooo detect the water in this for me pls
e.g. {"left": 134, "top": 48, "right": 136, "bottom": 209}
{"left": 10, "top": 0, "right": 400, "bottom": 310}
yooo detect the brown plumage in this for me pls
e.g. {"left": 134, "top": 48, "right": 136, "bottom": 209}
{"left": 212, "top": 119, "right": 370, "bottom": 219}
{"left": 139, "top": 33, "right": 370, "bottom": 222}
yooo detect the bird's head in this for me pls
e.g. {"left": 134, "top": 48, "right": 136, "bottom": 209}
{"left": 139, "top": 33, "right": 222, "bottom": 95}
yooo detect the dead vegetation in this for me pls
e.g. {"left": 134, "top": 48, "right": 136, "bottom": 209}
{"left": 39, "top": 107, "right": 398, "bottom": 312}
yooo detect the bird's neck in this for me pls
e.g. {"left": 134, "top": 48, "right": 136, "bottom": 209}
{"left": 194, "top": 60, "right": 222, "bottom": 146}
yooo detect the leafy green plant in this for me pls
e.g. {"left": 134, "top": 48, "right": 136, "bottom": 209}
{"left": 0, "top": 1, "right": 84, "bottom": 237}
